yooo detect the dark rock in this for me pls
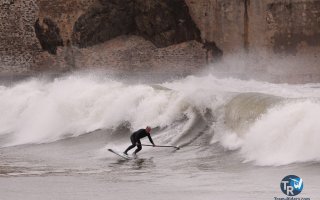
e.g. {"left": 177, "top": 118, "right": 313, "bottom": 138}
{"left": 72, "top": 0, "right": 201, "bottom": 48}
{"left": 72, "top": 1, "right": 135, "bottom": 48}
{"left": 34, "top": 18, "right": 63, "bottom": 55}
{"left": 134, "top": 0, "right": 201, "bottom": 47}
{"left": 203, "top": 41, "right": 223, "bottom": 62}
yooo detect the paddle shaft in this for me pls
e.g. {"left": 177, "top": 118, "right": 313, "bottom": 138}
{"left": 141, "top": 144, "right": 180, "bottom": 149}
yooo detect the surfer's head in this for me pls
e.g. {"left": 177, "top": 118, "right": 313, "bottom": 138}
{"left": 146, "top": 126, "right": 151, "bottom": 133}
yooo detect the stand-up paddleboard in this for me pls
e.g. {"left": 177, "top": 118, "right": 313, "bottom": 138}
{"left": 108, "top": 149, "right": 134, "bottom": 160}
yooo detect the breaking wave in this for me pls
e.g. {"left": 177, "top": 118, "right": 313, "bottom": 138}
{"left": 240, "top": 99, "right": 320, "bottom": 166}
{"left": 1, "top": 73, "right": 320, "bottom": 166}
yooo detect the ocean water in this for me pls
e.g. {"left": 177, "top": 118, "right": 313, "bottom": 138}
{"left": 0, "top": 73, "right": 319, "bottom": 199}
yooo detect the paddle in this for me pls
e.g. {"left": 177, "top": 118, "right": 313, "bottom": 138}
{"left": 141, "top": 144, "right": 180, "bottom": 150}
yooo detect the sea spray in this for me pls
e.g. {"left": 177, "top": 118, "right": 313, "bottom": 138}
{"left": 0, "top": 76, "right": 185, "bottom": 145}
{"left": 240, "top": 99, "right": 320, "bottom": 166}
{"left": 1, "top": 73, "right": 320, "bottom": 166}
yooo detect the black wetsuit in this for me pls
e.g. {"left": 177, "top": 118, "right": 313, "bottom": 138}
{"left": 124, "top": 129, "right": 154, "bottom": 154}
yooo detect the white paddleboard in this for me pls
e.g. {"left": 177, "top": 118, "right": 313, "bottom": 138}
{"left": 108, "top": 149, "right": 133, "bottom": 160}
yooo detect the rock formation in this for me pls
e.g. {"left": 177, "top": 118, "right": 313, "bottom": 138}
{"left": 0, "top": 0, "right": 320, "bottom": 82}
{"left": 72, "top": 0, "right": 135, "bottom": 48}
{"left": 185, "top": 0, "right": 320, "bottom": 56}
{"left": 35, "top": 18, "right": 63, "bottom": 54}
{"left": 72, "top": 0, "right": 202, "bottom": 48}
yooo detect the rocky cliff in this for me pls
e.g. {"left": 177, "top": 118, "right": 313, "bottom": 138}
{"left": 0, "top": 0, "right": 320, "bottom": 82}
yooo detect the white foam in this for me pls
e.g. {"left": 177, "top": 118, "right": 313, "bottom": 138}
{"left": 0, "top": 75, "right": 195, "bottom": 145}
{"left": 1, "top": 73, "right": 320, "bottom": 166}
{"left": 239, "top": 99, "right": 320, "bottom": 166}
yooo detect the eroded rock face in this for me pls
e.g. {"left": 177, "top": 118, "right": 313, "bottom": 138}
{"left": 2, "top": 0, "right": 320, "bottom": 83}
{"left": 266, "top": 1, "right": 320, "bottom": 55}
{"left": 72, "top": 0, "right": 135, "bottom": 48}
{"left": 72, "top": 0, "right": 201, "bottom": 48}
{"left": 186, "top": 0, "right": 320, "bottom": 56}
{"left": 35, "top": 18, "right": 64, "bottom": 54}
{"left": 0, "top": 0, "right": 40, "bottom": 72}
{"left": 73, "top": 35, "right": 207, "bottom": 73}
{"left": 134, "top": 0, "right": 201, "bottom": 47}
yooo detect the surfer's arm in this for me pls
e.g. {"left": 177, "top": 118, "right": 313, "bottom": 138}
{"left": 147, "top": 135, "right": 155, "bottom": 146}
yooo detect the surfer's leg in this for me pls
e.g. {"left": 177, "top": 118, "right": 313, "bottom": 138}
{"left": 133, "top": 140, "right": 142, "bottom": 154}
{"left": 124, "top": 144, "right": 135, "bottom": 155}
{"left": 124, "top": 136, "right": 136, "bottom": 154}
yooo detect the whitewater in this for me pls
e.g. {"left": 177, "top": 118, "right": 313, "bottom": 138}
{"left": 0, "top": 72, "right": 319, "bottom": 199}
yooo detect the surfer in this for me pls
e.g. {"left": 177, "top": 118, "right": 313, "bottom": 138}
{"left": 123, "top": 126, "right": 155, "bottom": 155}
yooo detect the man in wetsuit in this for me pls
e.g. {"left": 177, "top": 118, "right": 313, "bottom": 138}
{"left": 123, "top": 126, "right": 155, "bottom": 155}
